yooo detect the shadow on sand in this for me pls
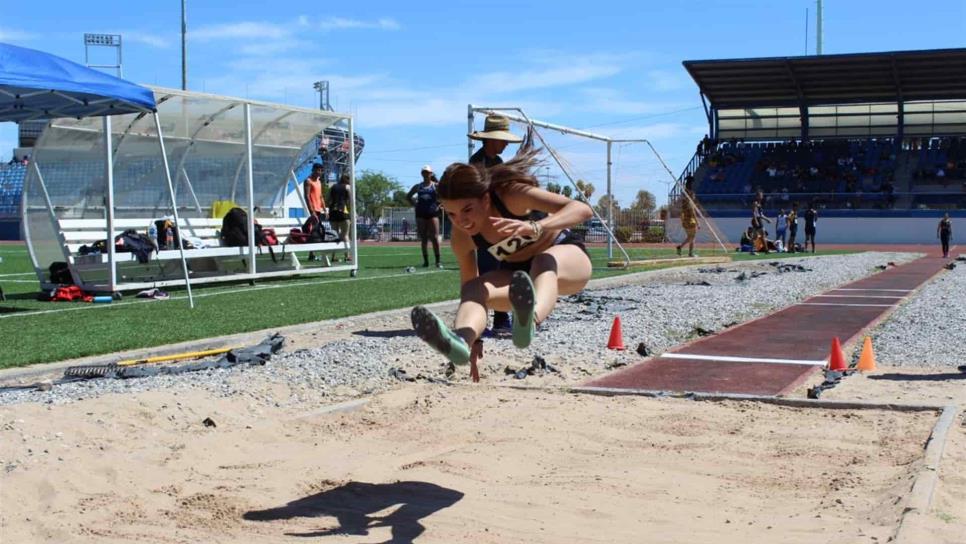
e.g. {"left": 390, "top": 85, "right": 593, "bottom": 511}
{"left": 244, "top": 480, "right": 463, "bottom": 543}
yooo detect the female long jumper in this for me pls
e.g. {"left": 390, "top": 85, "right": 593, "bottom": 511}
{"left": 410, "top": 147, "right": 593, "bottom": 368}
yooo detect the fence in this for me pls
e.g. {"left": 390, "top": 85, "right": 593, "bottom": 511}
{"left": 376, "top": 207, "right": 664, "bottom": 244}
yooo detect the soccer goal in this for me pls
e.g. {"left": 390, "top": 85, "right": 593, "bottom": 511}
{"left": 468, "top": 106, "right": 730, "bottom": 267}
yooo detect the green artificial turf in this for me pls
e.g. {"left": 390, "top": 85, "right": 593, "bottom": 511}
{"left": 0, "top": 243, "right": 852, "bottom": 368}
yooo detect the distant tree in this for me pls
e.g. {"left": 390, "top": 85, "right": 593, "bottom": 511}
{"left": 546, "top": 182, "right": 562, "bottom": 194}
{"left": 561, "top": 185, "right": 573, "bottom": 198}
{"left": 390, "top": 189, "right": 412, "bottom": 208}
{"left": 629, "top": 189, "right": 657, "bottom": 217}
{"left": 575, "top": 179, "right": 595, "bottom": 200}
{"left": 355, "top": 170, "right": 402, "bottom": 223}
{"left": 594, "top": 194, "right": 620, "bottom": 220}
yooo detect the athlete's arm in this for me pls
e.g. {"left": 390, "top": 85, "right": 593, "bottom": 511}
{"left": 490, "top": 185, "right": 593, "bottom": 237}
{"left": 406, "top": 184, "right": 419, "bottom": 207}
{"left": 450, "top": 228, "right": 479, "bottom": 285}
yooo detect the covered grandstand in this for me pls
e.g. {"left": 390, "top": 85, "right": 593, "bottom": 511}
{"left": 677, "top": 48, "right": 966, "bottom": 243}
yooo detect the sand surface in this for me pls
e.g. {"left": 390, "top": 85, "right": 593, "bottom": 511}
{"left": 0, "top": 383, "right": 950, "bottom": 544}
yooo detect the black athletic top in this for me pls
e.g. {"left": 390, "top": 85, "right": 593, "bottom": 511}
{"left": 469, "top": 148, "right": 503, "bottom": 168}
{"left": 939, "top": 218, "right": 952, "bottom": 235}
{"left": 804, "top": 209, "right": 817, "bottom": 231}
{"left": 471, "top": 190, "right": 531, "bottom": 250}
{"left": 413, "top": 183, "right": 440, "bottom": 219}
{"left": 328, "top": 183, "right": 350, "bottom": 218}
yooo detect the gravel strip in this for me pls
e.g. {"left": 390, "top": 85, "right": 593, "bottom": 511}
{"left": 866, "top": 261, "right": 966, "bottom": 368}
{"left": 0, "top": 252, "right": 917, "bottom": 407}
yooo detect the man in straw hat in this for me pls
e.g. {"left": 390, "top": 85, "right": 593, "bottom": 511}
{"left": 469, "top": 114, "right": 524, "bottom": 168}
{"left": 469, "top": 114, "right": 524, "bottom": 334}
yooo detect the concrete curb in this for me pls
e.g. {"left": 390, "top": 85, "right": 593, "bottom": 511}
{"left": 893, "top": 404, "right": 961, "bottom": 544}
{"left": 568, "top": 385, "right": 948, "bottom": 412}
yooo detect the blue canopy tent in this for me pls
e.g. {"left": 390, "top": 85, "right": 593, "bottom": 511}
{"left": 0, "top": 42, "right": 194, "bottom": 306}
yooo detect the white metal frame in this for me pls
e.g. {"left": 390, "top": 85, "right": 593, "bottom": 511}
{"left": 23, "top": 88, "right": 360, "bottom": 301}
{"left": 469, "top": 106, "right": 648, "bottom": 265}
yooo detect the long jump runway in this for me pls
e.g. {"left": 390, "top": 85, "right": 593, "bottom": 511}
{"left": 583, "top": 255, "right": 951, "bottom": 396}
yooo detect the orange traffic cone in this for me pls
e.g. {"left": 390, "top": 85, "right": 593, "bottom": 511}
{"left": 827, "top": 337, "right": 847, "bottom": 371}
{"left": 856, "top": 337, "right": 877, "bottom": 372}
{"left": 607, "top": 316, "right": 626, "bottom": 350}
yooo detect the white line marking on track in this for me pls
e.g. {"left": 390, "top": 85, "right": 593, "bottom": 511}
{"left": 661, "top": 353, "right": 827, "bottom": 366}
{"left": 798, "top": 302, "right": 894, "bottom": 307}
{"left": 812, "top": 294, "right": 906, "bottom": 299}
{"left": 831, "top": 288, "right": 911, "bottom": 293}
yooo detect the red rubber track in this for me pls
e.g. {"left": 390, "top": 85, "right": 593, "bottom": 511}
{"left": 584, "top": 253, "right": 953, "bottom": 396}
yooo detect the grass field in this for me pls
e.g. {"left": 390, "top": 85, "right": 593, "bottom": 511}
{"left": 0, "top": 243, "right": 854, "bottom": 369}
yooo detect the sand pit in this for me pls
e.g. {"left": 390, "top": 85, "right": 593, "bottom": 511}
{"left": 0, "top": 384, "right": 943, "bottom": 543}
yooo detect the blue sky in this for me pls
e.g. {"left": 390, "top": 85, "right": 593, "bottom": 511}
{"left": 3, "top": 0, "right": 965, "bottom": 205}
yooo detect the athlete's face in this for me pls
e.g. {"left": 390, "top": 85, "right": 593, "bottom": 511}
{"left": 442, "top": 195, "right": 491, "bottom": 235}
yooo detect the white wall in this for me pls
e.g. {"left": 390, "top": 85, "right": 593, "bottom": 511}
{"left": 711, "top": 216, "right": 963, "bottom": 244}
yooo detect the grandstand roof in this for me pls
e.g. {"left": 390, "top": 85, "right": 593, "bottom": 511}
{"left": 684, "top": 48, "right": 966, "bottom": 109}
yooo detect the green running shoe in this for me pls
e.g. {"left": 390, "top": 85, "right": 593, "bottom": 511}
{"left": 508, "top": 271, "right": 536, "bottom": 349}
{"left": 410, "top": 306, "right": 471, "bottom": 365}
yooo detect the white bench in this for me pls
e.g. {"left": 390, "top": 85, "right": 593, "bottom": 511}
{"left": 57, "top": 216, "right": 350, "bottom": 268}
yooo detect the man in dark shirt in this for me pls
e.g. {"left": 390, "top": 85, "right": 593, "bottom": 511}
{"left": 468, "top": 114, "right": 523, "bottom": 334}
{"left": 328, "top": 173, "right": 352, "bottom": 262}
{"left": 469, "top": 114, "right": 521, "bottom": 167}
{"left": 803, "top": 202, "right": 818, "bottom": 253}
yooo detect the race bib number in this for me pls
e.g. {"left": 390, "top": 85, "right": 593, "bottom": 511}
{"left": 487, "top": 234, "right": 538, "bottom": 262}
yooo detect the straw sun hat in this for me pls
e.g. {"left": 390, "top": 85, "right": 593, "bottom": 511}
{"left": 468, "top": 114, "right": 524, "bottom": 143}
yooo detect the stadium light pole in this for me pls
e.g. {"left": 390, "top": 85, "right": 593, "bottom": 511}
{"left": 816, "top": 0, "right": 823, "bottom": 55}
{"left": 181, "top": 0, "right": 187, "bottom": 90}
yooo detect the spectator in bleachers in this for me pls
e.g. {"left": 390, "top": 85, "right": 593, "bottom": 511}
{"left": 938, "top": 213, "right": 952, "bottom": 258}
{"left": 881, "top": 180, "right": 896, "bottom": 209}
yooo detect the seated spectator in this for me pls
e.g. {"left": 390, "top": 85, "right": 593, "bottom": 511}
{"left": 739, "top": 226, "right": 754, "bottom": 252}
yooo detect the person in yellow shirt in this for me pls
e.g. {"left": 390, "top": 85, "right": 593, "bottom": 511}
{"left": 676, "top": 187, "right": 699, "bottom": 257}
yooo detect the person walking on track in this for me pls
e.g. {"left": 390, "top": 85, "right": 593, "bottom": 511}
{"left": 676, "top": 183, "right": 699, "bottom": 257}
{"left": 409, "top": 144, "right": 593, "bottom": 370}
{"left": 938, "top": 212, "right": 953, "bottom": 258}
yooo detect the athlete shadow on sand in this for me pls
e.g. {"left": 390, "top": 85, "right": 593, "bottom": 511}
{"left": 243, "top": 480, "right": 463, "bottom": 543}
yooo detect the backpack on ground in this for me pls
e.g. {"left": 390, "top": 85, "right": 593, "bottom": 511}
{"left": 287, "top": 214, "right": 333, "bottom": 244}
